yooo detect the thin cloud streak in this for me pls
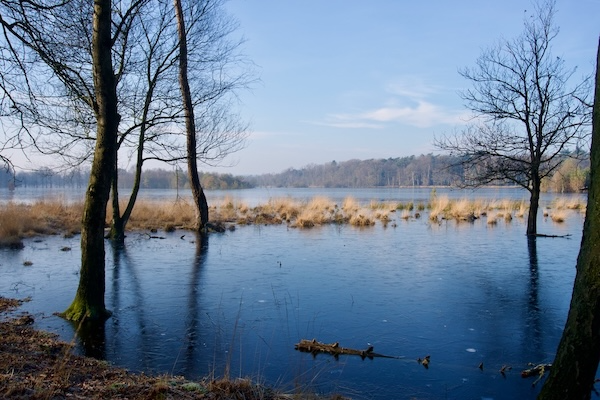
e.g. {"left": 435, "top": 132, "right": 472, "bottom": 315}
{"left": 321, "top": 101, "right": 467, "bottom": 129}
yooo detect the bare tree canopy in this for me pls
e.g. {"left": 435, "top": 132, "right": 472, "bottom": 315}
{"left": 0, "top": 0, "right": 251, "bottom": 167}
{"left": 435, "top": 0, "right": 592, "bottom": 236}
{"left": 0, "top": 0, "right": 253, "bottom": 240}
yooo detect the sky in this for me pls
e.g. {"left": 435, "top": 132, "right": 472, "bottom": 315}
{"left": 203, "top": 0, "right": 600, "bottom": 175}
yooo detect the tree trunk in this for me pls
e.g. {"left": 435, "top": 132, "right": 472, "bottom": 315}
{"left": 527, "top": 175, "right": 541, "bottom": 236}
{"left": 110, "top": 154, "right": 125, "bottom": 243}
{"left": 538, "top": 37, "right": 600, "bottom": 400}
{"left": 173, "top": 0, "right": 209, "bottom": 230}
{"left": 109, "top": 119, "right": 146, "bottom": 242}
{"left": 61, "top": 0, "right": 117, "bottom": 322}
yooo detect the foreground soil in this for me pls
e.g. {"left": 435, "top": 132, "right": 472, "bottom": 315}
{"left": 0, "top": 297, "right": 340, "bottom": 400}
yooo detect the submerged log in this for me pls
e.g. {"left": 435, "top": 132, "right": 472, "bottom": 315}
{"left": 294, "top": 339, "right": 401, "bottom": 360}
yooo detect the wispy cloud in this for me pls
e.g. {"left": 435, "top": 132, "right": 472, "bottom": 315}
{"left": 321, "top": 100, "right": 466, "bottom": 129}
{"left": 317, "top": 78, "right": 468, "bottom": 129}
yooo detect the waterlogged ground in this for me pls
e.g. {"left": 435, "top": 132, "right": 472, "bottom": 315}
{"left": 0, "top": 200, "right": 592, "bottom": 400}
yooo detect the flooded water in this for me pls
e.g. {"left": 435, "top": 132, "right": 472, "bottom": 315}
{"left": 0, "top": 188, "right": 594, "bottom": 399}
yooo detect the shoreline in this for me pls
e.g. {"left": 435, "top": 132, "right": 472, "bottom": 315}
{"left": 0, "top": 296, "right": 343, "bottom": 399}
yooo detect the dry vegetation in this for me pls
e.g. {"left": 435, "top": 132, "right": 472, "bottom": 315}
{"left": 0, "top": 195, "right": 587, "bottom": 246}
{"left": 0, "top": 297, "right": 347, "bottom": 400}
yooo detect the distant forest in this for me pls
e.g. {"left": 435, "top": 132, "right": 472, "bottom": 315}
{"left": 247, "top": 154, "right": 463, "bottom": 188}
{"left": 0, "top": 153, "right": 590, "bottom": 193}
{"left": 0, "top": 167, "right": 252, "bottom": 191}
{"left": 248, "top": 153, "right": 590, "bottom": 192}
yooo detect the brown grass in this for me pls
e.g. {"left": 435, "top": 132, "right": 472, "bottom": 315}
{"left": 0, "top": 195, "right": 586, "bottom": 241}
{"left": 0, "top": 202, "right": 84, "bottom": 248}
{"left": 550, "top": 210, "right": 567, "bottom": 223}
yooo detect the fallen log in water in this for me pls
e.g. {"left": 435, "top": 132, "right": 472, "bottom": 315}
{"left": 521, "top": 363, "right": 552, "bottom": 386}
{"left": 294, "top": 339, "right": 401, "bottom": 360}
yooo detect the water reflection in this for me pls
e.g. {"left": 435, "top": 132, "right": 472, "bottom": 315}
{"left": 182, "top": 232, "right": 209, "bottom": 376}
{"left": 109, "top": 238, "right": 159, "bottom": 371}
{"left": 527, "top": 237, "right": 542, "bottom": 353}
{"left": 0, "top": 213, "right": 587, "bottom": 399}
{"left": 71, "top": 319, "right": 106, "bottom": 359}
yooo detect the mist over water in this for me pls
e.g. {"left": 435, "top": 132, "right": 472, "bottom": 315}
{"left": 0, "top": 187, "right": 592, "bottom": 399}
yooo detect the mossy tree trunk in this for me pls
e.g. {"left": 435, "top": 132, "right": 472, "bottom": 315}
{"left": 173, "top": 0, "right": 209, "bottom": 230}
{"left": 538, "top": 38, "right": 600, "bottom": 400}
{"left": 61, "top": 0, "right": 118, "bottom": 322}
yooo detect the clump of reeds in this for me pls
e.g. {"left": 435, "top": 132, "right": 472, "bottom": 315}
{"left": 349, "top": 213, "right": 375, "bottom": 227}
{"left": 291, "top": 197, "right": 337, "bottom": 228}
{"left": 551, "top": 210, "right": 567, "bottom": 223}
{"left": 487, "top": 212, "right": 498, "bottom": 225}
{"left": 395, "top": 201, "right": 414, "bottom": 211}
{"left": 446, "top": 198, "right": 476, "bottom": 222}
{"left": 266, "top": 197, "right": 301, "bottom": 222}
{"left": 552, "top": 197, "right": 586, "bottom": 211}
{"left": 429, "top": 195, "right": 451, "bottom": 221}
{"left": 342, "top": 197, "right": 360, "bottom": 213}
{"left": 515, "top": 201, "right": 528, "bottom": 218}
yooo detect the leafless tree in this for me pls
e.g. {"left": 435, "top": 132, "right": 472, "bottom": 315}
{"left": 435, "top": 0, "right": 591, "bottom": 236}
{"left": 0, "top": 0, "right": 252, "bottom": 241}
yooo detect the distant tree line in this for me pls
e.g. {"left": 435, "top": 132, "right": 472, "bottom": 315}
{"left": 248, "top": 155, "right": 462, "bottom": 188}
{"left": 247, "top": 153, "right": 590, "bottom": 192}
{"left": 0, "top": 152, "right": 589, "bottom": 193}
{"left": 0, "top": 167, "right": 252, "bottom": 191}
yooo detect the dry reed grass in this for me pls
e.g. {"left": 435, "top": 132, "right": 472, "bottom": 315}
{"left": 487, "top": 212, "right": 498, "bottom": 225}
{"left": 550, "top": 210, "right": 567, "bottom": 223}
{"left": 342, "top": 196, "right": 360, "bottom": 213}
{"left": 0, "top": 201, "right": 84, "bottom": 248}
{"left": 515, "top": 201, "right": 528, "bottom": 218}
{"left": 551, "top": 197, "right": 586, "bottom": 211}
{"left": 429, "top": 195, "right": 451, "bottom": 221}
{"left": 0, "top": 194, "right": 586, "bottom": 242}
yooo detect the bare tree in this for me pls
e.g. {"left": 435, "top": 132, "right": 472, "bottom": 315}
{"left": 172, "top": 0, "right": 250, "bottom": 231}
{"left": 0, "top": 0, "right": 143, "bottom": 321}
{"left": 110, "top": 0, "right": 250, "bottom": 237}
{"left": 173, "top": 0, "right": 208, "bottom": 229}
{"left": 435, "top": 0, "right": 591, "bottom": 236}
{"left": 538, "top": 37, "right": 600, "bottom": 400}
{"left": 60, "top": 0, "right": 119, "bottom": 322}
{"left": 0, "top": 0, "right": 251, "bottom": 241}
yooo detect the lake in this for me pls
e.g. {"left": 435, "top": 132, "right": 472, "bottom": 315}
{"left": 0, "top": 187, "right": 594, "bottom": 399}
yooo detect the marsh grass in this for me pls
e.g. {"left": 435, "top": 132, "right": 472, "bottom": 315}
{"left": 0, "top": 201, "right": 84, "bottom": 248}
{"left": 0, "top": 195, "right": 586, "bottom": 243}
{"left": 551, "top": 197, "right": 586, "bottom": 211}
{"left": 550, "top": 210, "right": 567, "bottom": 223}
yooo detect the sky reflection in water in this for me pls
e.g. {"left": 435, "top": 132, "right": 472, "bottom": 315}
{"left": 0, "top": 190, "right": 591, "bottom": 399}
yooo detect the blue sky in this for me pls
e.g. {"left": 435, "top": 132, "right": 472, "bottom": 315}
{"left": 210, "top": 0, "right": 600, "bottom": 175}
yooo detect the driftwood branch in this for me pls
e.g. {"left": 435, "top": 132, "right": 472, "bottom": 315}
{"left": 533, "top": 233, "right": 572, "bottom": 238}
{"left": 521, "top": 363, "right": 552, "bottom": 386}
{"left": 294, "top": 339, "right": 402, "bottom": 360}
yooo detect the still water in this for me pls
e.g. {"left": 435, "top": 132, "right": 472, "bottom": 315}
{"left": 0, "top": 187, "right": 593, "bottom": 399}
